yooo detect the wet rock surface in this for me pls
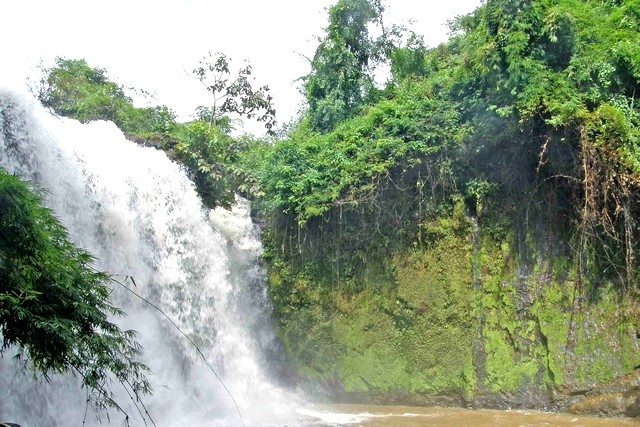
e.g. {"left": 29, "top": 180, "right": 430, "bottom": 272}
{"left": 568, "top": 371, "right": 640, "bottom": 417}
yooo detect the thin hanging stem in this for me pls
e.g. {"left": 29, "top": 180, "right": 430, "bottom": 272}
{"left": 111, "top": 276, "right": 245, "bottom": 427}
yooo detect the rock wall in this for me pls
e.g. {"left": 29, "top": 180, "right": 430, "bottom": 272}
{"left": 266, "top": 208, "right": 640, "bottom": 415}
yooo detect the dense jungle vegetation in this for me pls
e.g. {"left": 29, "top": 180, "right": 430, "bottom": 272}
{"left": 245, "top": 0, "right": 640, "bottom": 408}
{"left": 251, "top": 0, "right": 640, "bottom": 290}
{"left": 2, "top": 0, "right": 639, "bottom": 415}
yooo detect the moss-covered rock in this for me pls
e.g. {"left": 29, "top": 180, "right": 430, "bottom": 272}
{"left": 267, "top": 209, "right": 640, "bottom": 415}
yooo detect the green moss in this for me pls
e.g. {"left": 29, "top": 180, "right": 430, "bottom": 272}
{"left": 393, "top": 236, "right": 476, "bottom": 395}
{"left": 483, "top": 329, "right": 539, "bottom": 392}
{"left": 267, "top": 213, "right": 639, "bottom": 403}
{"left": 472, "top": 233, "right": 539, "bottom": 392}
{"left": 529, "top": 280, "right": 640, "bottom": 391}
{"left": 567, "top": 287, "right": 640, "bottom": 388}
{"left": 331, "top": 293, "right": 411, "bottom": 393}
{"left": 272, "top": 232, "right": 478, "bottom": 398}
{"left": 530, "top": 282, "right": 572, "bottom": 387}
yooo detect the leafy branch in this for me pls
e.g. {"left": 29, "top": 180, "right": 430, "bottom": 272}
{"left": 193, "top": 52, "right": 276, "bottom": 134}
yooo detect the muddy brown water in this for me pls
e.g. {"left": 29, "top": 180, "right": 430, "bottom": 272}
{"left": 299, "top": 404, "right": 640, "bottom": 426}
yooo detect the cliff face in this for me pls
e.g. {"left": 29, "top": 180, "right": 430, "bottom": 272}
{"left": 266, "top": 205, "right": 640, "bottom": 415}
{"left": 237, "top": 0, "right": 640, "bottom": 415}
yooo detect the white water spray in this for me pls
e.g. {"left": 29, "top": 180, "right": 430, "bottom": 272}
{"left": 0, "top": 89, "right": 302, "bottom": 426}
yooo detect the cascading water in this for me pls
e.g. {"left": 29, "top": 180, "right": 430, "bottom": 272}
{"left": 0, "top": 88, "right": 303, "bottom": 426}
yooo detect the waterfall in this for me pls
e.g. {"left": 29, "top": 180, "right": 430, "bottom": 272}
{"left": 0, "top": 89, "right": 301, "bottom": 426}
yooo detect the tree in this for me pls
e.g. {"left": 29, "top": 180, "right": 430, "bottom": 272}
{"left": 304, "top": 0, "right": 392, "bottom": 132}
{"left": 193, "top": 52, "right": 277, "bottom": 134}
{"left": 0, "top": 169, "right": 150, "bottom": 415}
{"left": 390, "top": 32, "right": 428, "bottom": 81}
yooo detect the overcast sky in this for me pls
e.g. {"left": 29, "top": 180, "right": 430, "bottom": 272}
{"left": 2, "top": 0, "right": 481, "bottom": 135}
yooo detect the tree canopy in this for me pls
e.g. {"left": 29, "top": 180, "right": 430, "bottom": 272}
{"left": 193, "top": 52, "right": 277, "bottom": 134}
{"left": 241, "top": 0, "right": 640, "bottom": 290}
{"left": 304, "top": 0, "right": 391, "bottom": 132}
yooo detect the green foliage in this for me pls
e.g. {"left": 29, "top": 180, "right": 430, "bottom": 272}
{"left": 167, "top": 120, "right": 239, "bottom": 208}
{"left": 237, "top": 0, "right": 639, "bottom": 307}
{"left": 262, "top": 80, "right": 464, "bottom": 224}
{"left": 0, "top": 170, "right": 150, "bottom": 412}
{"left": 38, "top": 58, "right": 177, "bottom": 135}
{"left": 304, "top": 0, "right": 391, "bottom": 132}
{"left": 38, "top": 58, "right": 127, "bottom": 122}
{"left": 243, "top": 79, "right": 466, "bottom": 282}
{"left": 193, "top": 52, "right": 276, "bottom": 134}
{"left": 389, "top": 33, "right": 429, "bottom": 81}
{"left": 238, "top": 0, "right": 640, "bottom": 307}
{"left": 233, "top": 137, "right": 273, "bottom": 198}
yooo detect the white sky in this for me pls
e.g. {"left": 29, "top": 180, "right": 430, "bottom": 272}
{"left": 1, "top": 0, "right": 481, "bottom": 135}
